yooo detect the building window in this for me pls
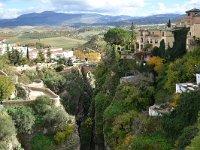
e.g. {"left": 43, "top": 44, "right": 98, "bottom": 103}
{"left": 155, "top": 40, "right": 158, "bottom": 44}
{"left": 189, "top": 32, "right": 192, "bottom": 36}
{"left": 188, "top": 13, "right": 190, "bottom": 16}
{"left": 162, "top": 32, "right": 165, "bottom": 37}
{"left": 147, "top": 40, "right": 150, "bottom": 44}
{"left": 152, "top": 32, "right": 154, "bottom": 35}
{"left": 141, "top": 38, "right": 143, "bottom": 43}
{"left": 150, "top": 39, "right": 153, "bottom": 43}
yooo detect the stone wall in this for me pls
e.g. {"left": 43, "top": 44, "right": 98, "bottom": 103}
{"left": 2, "top": 99, "right": 35, "bottom": 106}
{"left": 3, "top": 86, "right": 61, "bottom": 107}
{"left": 29, "top": 86, "right": 61, "bottom": 107}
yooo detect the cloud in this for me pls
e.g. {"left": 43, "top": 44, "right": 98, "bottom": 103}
{"left": 36, "top": 0, "right": 145, "bottom": 15}
{"left": 0, "top": 0, "right": 199, "bottom": 19}
{"left": 0, "top": 2, "right": 21, "bottom": 19}
{"left": 188, "top": 0, "right": 200, "bottom": 5}
{"left": 143, "top": 0, "right": 200, "bottom": 16}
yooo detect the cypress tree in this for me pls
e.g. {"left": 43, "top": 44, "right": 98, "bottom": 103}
{"left": 26, "top": 45, "right": 30, "bottom": 60}
{"left": 167, "top": 19, "right": 171, "bottom": 28}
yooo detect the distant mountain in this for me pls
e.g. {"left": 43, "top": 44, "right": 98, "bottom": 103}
{"left": 106, "top": 14, "right": 186, "bottom": 26}
{"left": 0, "top": 11, "right": 185, "bottom": 27}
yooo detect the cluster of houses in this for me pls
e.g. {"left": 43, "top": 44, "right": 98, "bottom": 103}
{"left": 0, "top": 42, "right": 74, "bottom": 61}
{"left": 136, "top": 8, "right": 200, "bottom": 52}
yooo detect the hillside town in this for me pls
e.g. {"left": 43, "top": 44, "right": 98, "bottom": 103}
{"left": 1, "top": 4, "right": 200, "bottom": 150}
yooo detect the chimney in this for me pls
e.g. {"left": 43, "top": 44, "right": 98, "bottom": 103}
{"left": 196, "top": 74, "right": 200, "bottom": 85}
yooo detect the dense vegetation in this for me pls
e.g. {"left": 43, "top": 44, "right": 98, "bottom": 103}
{"left": 1, "top": 25, "right": 200, "bottom": 150}
{"left": 77, "top": 27, "right": 200, "bottom": 150}
{"left": 5, "top": 96, "right": 77, "bottom": 149}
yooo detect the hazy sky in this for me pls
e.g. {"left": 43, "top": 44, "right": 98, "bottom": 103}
{"left": 0, "top": 0, "right": 199, "bottom": 19}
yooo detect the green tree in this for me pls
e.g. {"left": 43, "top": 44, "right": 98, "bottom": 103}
{"left": 152, "top": 40, "right": 166, "bottom": 58}
{"left": 67, "top": 58, "right": 73, "bottom": 66}
{"left": 37, "top": 50, "right": 45, "bottom": 63}
{"left": 46, "top": 48, "right": 52, "bottom": 63}
{"left": 6, "top": 46, "right": 11, "bottom": 62}
{"left": 167, "top": 19, "right": 171, "bottom": 28}
{"left": 21, "top": 57, "right": 28, "bottom": 67}
{"left": 131, "top": 22, "right": 137, "bottom": 41}
{"left": 26, "top": 45, "right": 30, "bottom": 61}
{"left": 8, "top": 48, "right": 23, "bottom": 66}
{"left": 7, "top": 106, "right": 35, "bottom": 134}
{"left": 186, "top": 116, "right": 200, "bottom": 150}
{"left": 165, "top": 49, "right": 200, "bottom": 93}
{"left": 94, "top": 92, "right": 112, "bottom": 146}
{"left": 33, "top": 95, "right": 54, "bottom": 115}
{"left": 43, "top": 108, "right": 69, "bottom": 133}
{"left": 57, "top": 58, "right": 66, "bottom": 65}
{"left": 162, "top": 90, "right": 200, "bottom": 139}
{"left": 0, "top": 76, "right": 15, "bottom": 100}
{"left": 104, "top": 28, "right": 131, "bottom": 47}
{"left": 167, "top": 27, "right": 190, "bottom": 60}
{"left": 80, "top": 118, "right": 94, "bottom": 149}
{"left": 0, "top": 111, "right": 16, "bottom": 140}
{"left": 0, "top": 55, "right": 10, "bottom": 70}
{"left": 175, "top": 125, "right": 199, "bottom": 150}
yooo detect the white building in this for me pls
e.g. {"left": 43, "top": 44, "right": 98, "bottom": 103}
{"left": 29, "top": 48, "right": 74, "bottom": 60}
{"left": 176, "top": 74, "right": 200, "bottom": 94}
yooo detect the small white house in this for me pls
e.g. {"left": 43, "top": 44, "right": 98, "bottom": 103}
{"left": 176, "top": 74, "right": 200, "bottom": 94}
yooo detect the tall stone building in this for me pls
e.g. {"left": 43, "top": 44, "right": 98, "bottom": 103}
{"left": 136, "top": 8, "right": 200, "bottom": 52}
{"left": 185, "top": 8, "right": 200, "bottom": 49}
{"left": 136, "top": 27, "right": 175, "bottom": 51}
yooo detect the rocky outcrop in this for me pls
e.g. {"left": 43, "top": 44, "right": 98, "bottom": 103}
{"left": 0, "top": 136, "right": 22, "bottom": 150}
{"left": 86, "top": 71, "right": 96, "bottom": 89}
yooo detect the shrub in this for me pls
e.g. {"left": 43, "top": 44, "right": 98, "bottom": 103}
{"left": 55, "top": 65, "right": 64, "bottom": 72}
{"left": 0, "top": 76, "right": 15, "bottom": 100}
{"left": 94, "top": 92, "right": 112, "bottom": 145}
{"left": 175, "top": 125, "right": 199, "bottom": 150}
{"left": 0, "top": 111, "right": 16, "bottom": 140}
{"left": 80, "top": 118, "right": 94, "bottom": 149}
{"left": 7, "top": 106, "right": 35, "bottom": 134}
{"left": 43, "top": 108, "right": 69, "bottom": 133}
{"left": 162, "top": 91, "right": 200, "bottom": 139}
{"left": 15, "top": 84, "right": 27, "bottom": 99}
{"left": 31, "top": 134, "right": 55, "bottom": 150}
{"left": 130, "top": 133, "right": 172, "bottom": 150}
{"left": 33, "top": 96, "right": 54, "bottom": 115}
{"left": 54, "top": 123, "right": 74, "bottom": 144}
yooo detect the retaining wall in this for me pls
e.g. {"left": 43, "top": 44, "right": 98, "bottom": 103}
{"left": 2, "top": 87, "right": 61, "bottom": 107}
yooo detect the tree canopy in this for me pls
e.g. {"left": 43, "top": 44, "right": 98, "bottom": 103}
{"left": 104, "top": 28, "right": 131, "bottom": 46}
{"left": 7, "top": 106, "right": 35, "bottom": 134}
{"left": 0, "top": 111, "right": 16, "bottom": 140}
{"left": 0, "top": 76, "right": 15, "bottom": 100}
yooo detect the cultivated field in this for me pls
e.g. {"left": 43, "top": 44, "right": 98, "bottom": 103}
{"left": 6, "top": 36, "right": 87, "bottom": 49}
